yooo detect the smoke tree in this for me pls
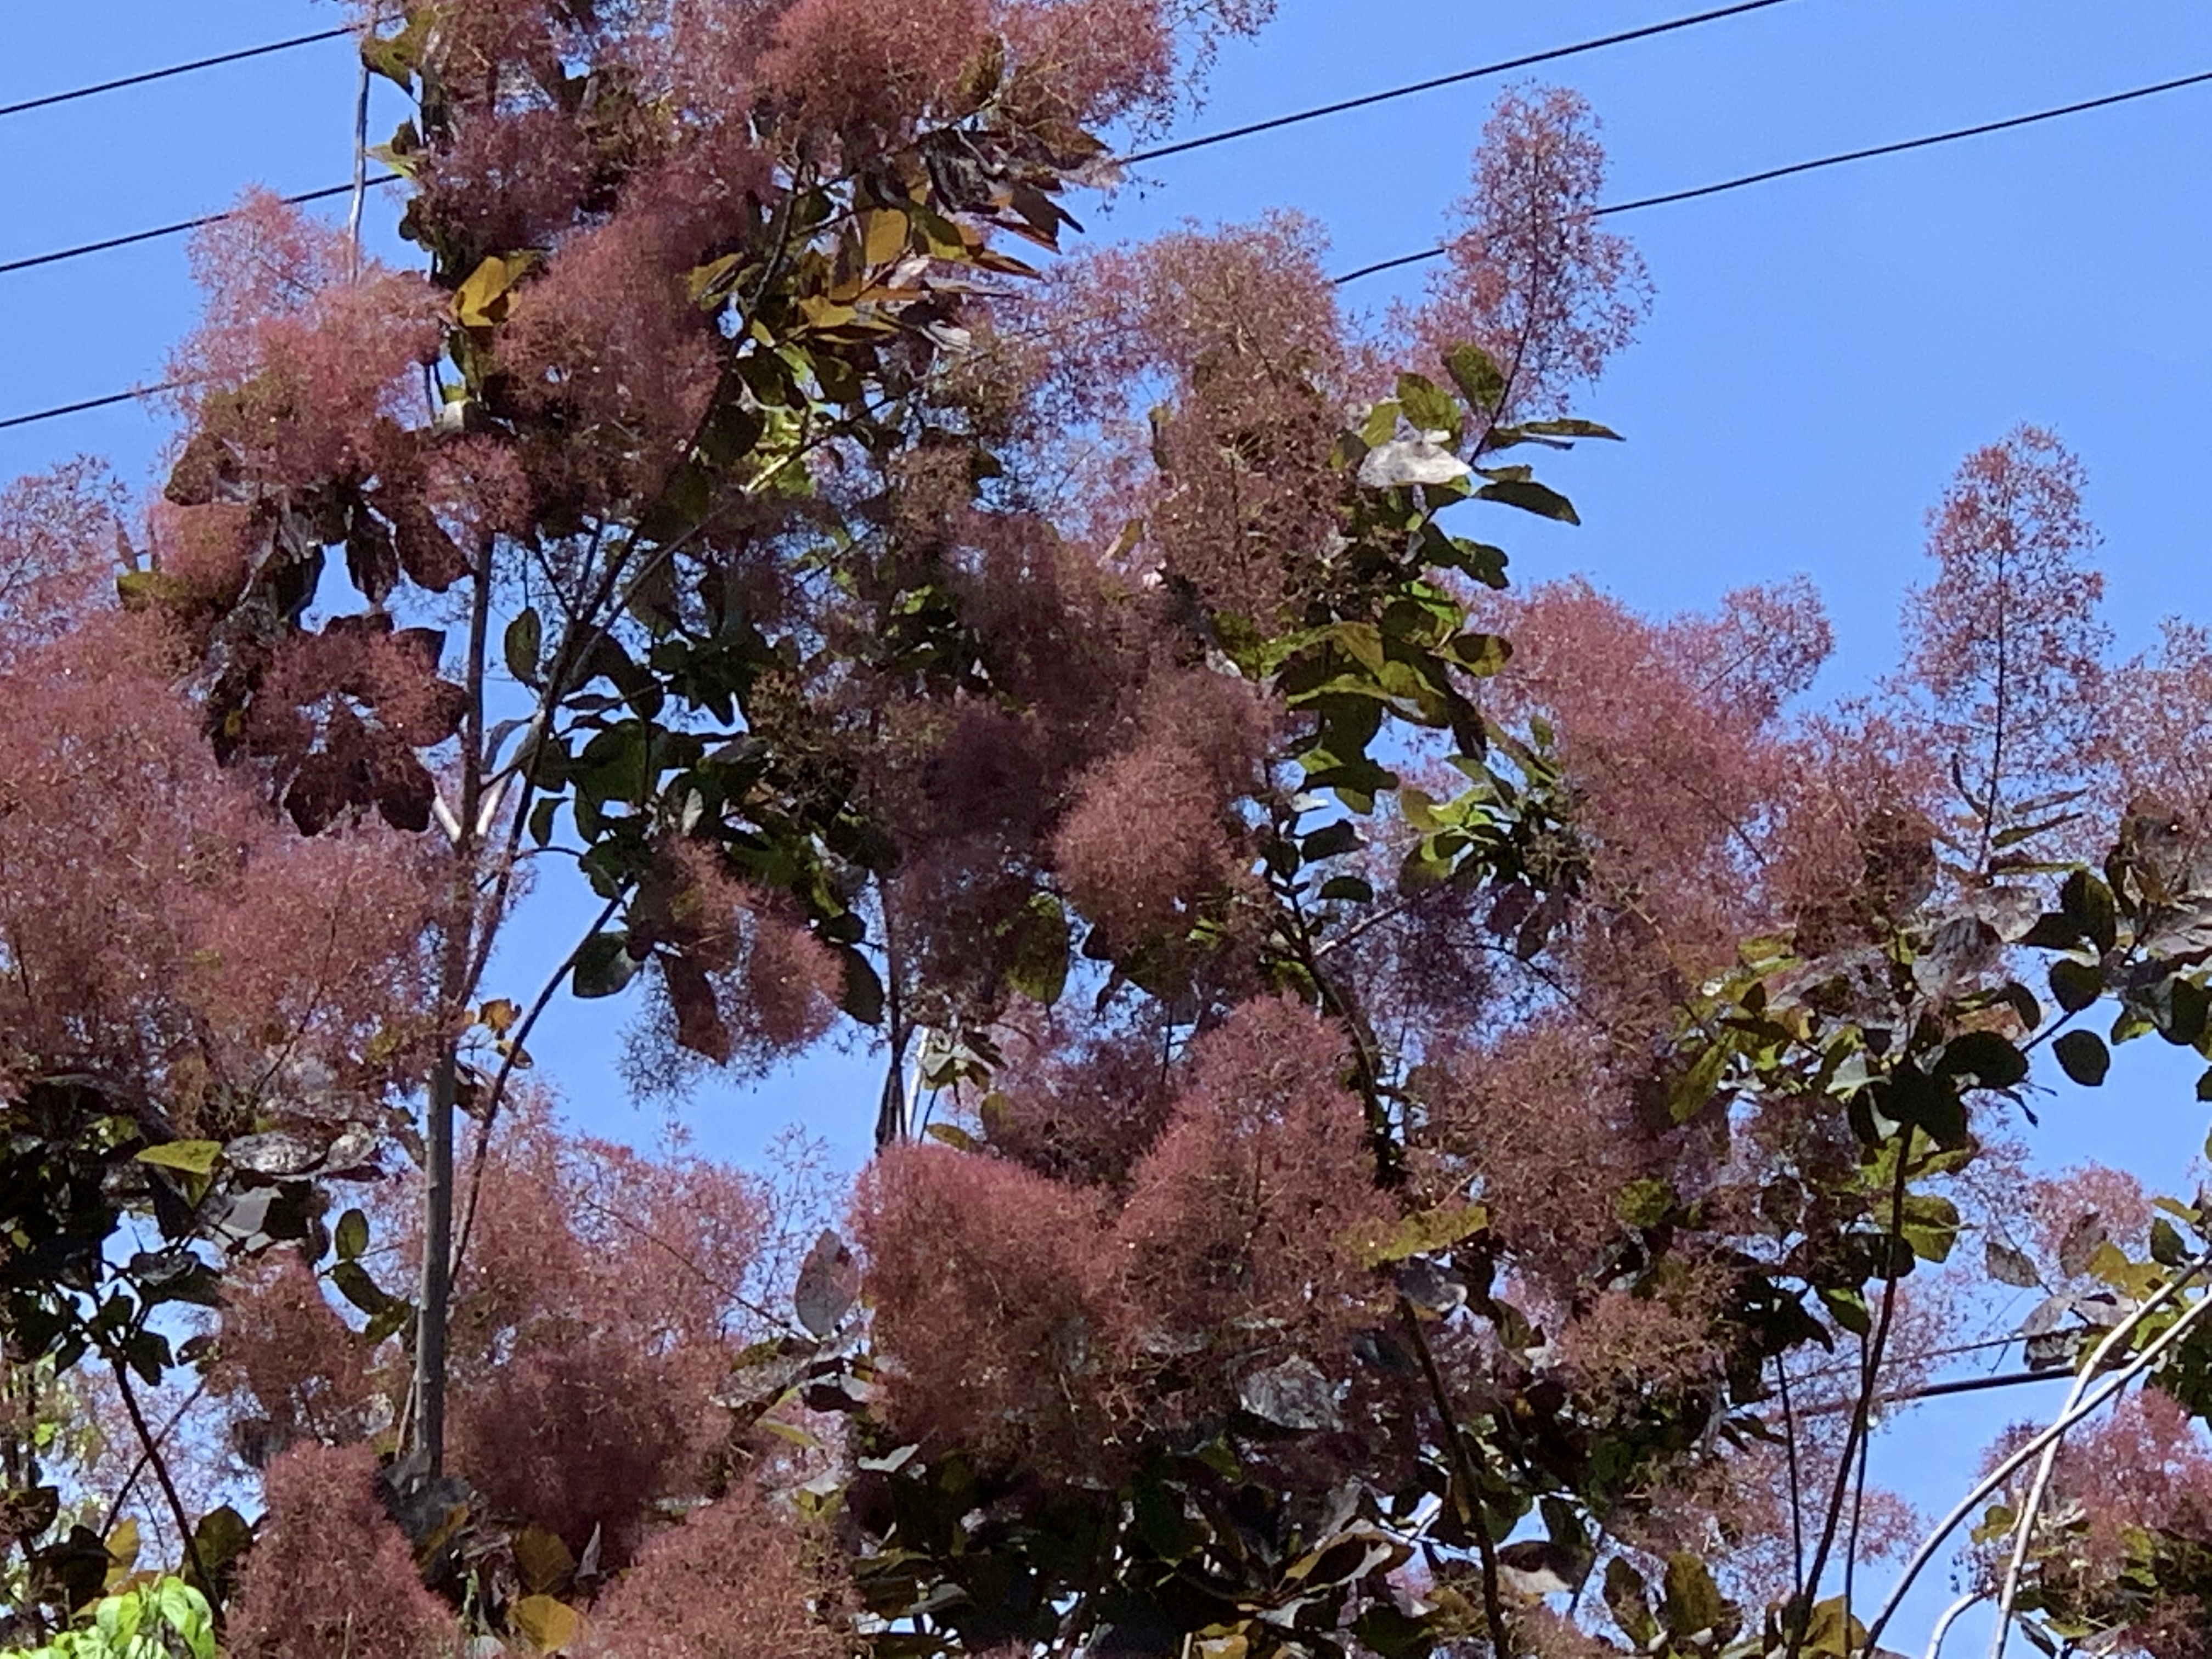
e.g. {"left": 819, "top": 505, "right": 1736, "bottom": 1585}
{"left": 4, "top": 5, "right": 2212, "bottom": 1659}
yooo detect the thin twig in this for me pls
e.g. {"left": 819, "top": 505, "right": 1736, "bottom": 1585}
{"left": 98, "top": 1376, "right": 208, "bottom": 1541}
{"left": 1398, "top": 1298, "right": 1510, "bottom": 1655}
{"left": 109, "top": 1359, "right": 207, "bottom": 1590}
{"left": 448, "top": 891, "right": 624, "bottom": 1286}
{"left": 1988, "top": 1250, "right": 2212, "bottom": 1658}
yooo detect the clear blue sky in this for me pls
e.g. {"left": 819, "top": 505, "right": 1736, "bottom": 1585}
{"left": 4, "top": 3, "right": 2208, "bottom": 1640}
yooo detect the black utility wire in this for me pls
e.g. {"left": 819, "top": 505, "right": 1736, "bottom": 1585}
{"left": 0, "top": 177, "right": 400, "bottom": 280}
{"left": 5, "top": 66, "right": 2209, "bottom": 432}
{"left": 1329, "top": 66, "right": 2212, "bottom": 284}
{"left": 1119, "top": 0, "right": 1800, "bottom": 167}
{"left": 0, "top": 27, "right": 352, "bottom": 121}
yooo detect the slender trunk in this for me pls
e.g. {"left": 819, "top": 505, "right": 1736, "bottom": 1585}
{"left": 409, "top": 541, "right": 493, "bottom": 1475}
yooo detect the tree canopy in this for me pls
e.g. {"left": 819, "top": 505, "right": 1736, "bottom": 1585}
{"left": 5, "top": 5, "right": 2212, "bottom": 1659}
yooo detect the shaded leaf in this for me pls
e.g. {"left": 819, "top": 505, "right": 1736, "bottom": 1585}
{"left": 1985, "top": 1239, "right": 2041, "bottom": 1289}
{"left": 794, "top": 1229, "right": 860, "bottom": 1338}
{"left": 2052, "top": 1029, "right": 2111, "bottom": 1087}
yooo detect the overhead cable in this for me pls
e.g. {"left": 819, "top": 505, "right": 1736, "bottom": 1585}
{"left": 0, "top": 27, "right": 352, "bottom": 122}
{"left": 1329, "top": 66, "right": 2212, "bottom": 284}
{"left": 5, "top": 67, "right": 2207, "bottom": 433}
{"left": 1115, "top": 0, "right": 1801, "bottom": 166}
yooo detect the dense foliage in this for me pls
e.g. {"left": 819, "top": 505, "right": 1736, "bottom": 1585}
{"left": 7, "top": 5, "right": 2212, "bottom": 1659}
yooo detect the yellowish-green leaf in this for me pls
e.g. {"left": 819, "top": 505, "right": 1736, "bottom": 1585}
{"left": 861, "top": 208, "right": 909, "bottom": 267}
{"left": 1345, "top": 1203, "right": 1488, "bottom": 1268}
{"left": 512, "top": 1593, "right": 582, "bottom": 1653}
{"left": 925, "top": 1122, "right": 981, "bottom": 1153}
{"left": 511, "top": 1525, "right": 574, "bottom": 1596}
{"left": 136, "top": 1140, "right": 221, "bottom": 1177}
{"left": 455, "top": 253, "right": 537, "bottom": 328}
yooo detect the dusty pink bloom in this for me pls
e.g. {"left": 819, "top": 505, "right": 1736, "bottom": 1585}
{"left": 584, "top": 1482, "right": 846, "bottom": 1659}
{"left": 1767, "top": 710, "right": 1944, "bottom": 952}
{"left": 622, "top": 842, "right": 842, "bottom": 1087}
{"left": 1897, "top": 427, "right": 2109, "bottom": 837}
{"left": 981, "top": 1022, "right": 1178, "bottom": 1187}
{"left": 210, "top": 1255, "right": 386, "bottom": 1451}
{"left": 170, "top": 191, "right": 444, "bottom": 492}
{"left": 1053, "top": 669, "right": 1273, "bottom": 946}
{"left": 1418, "top": 1018, "right": 1645, "bottom": 1286}
{"left": 0, "top": 618, "right": 437, "bottom": 1130}
{"left": 1484, "top": 578, "right": 1824, "bottom": 985}
{"left": 1004, "top": 213, "right": 1349, "bottom": 605}
{"left": 760, "top": 0, "right": 989, "bottom": 130}
{"left": 0, "top": 459, "right": 123, "bottom": 658}
{"left": 1000, "top": 0, "right": 1176, "bottom": 125}
{"left": 442, "top": 1105, "right": 773, "bottom": 1558}
{"left": 1398, "top": 84, "right": 1651, "bottom": 422}
{"left": 2098, "top": 620, "right": 2212, "bottom": 879}
{"left": 1114, "top": 998, "right": 1389, "bottom": 1408}
{"left": 227, "top": 1443, "right": 459, "bottom": 1659}
{"left": 497, "top": 202, "right": 720, "bottom": 514}
{"left": 851, "top": 1143, "right": 1127, "bottom": 1479}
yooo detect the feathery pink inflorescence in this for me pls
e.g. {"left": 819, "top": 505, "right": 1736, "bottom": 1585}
{"left": 852, "top": 1142, "right": 1126, "bottom": 1480}
{"left": 1113, "top": 998, "right": 1390, "bottom": 1403}
{"left": 584, "top": 1481, "right": 849, "bottom": 1659}
{"left": 1898, "top": 426, "right": 2109, "bottom": 832}
{"left": 1398, "top": 84, "right": 1651, "bottom": 422}
{"left": 226, "top": 1443, "right": 460, "bottom": 1659}
{"left": 171, "top": 191, "right": 444, "bottom": 492}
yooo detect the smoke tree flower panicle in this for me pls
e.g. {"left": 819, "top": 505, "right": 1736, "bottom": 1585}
{"left": 225, "top": 1443, "right": 461, "bottom": 1659}
{"left": 1113, "top": 998, "right": 1390, "bottom": 1390}
{"left": 851, "top": 1143, "right": 1127, "bottom": 1480}
{"left": 1897, "top": 426, "right": 2109, "bottom": 842}
{"left": 1397, "top": 83, "right": 1652, "bottom": 425}
{"left": 583, "top": 1481, "right": 850, "bottom": 1659}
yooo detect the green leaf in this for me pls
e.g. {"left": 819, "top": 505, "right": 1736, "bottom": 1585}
{"left": 1900, "top": 1193, "right": 1961, "bottom": 1263}
{"left": 1001, "top": 893, "right": 1070, "bottom": 1006}
{"left": 2061, "top": 869, "right": 2117, "bottom": 953}
{"left": 571, "top": 930, "right": 640, "bottom": 999}
{"left": 136, "top": 1140, "right": 222, "bottom": 1177}
{"left": 504, "top": 605, "right": 543, "bottom": 686}
{"left": 924, "top": 1122, "right": 981, "bottom": 1153}
{"left": 1301, "top": 820, "right": 1362, "bottom": 862}
{"left": 1344, "top": 1203, "right": 1488, "bottom": 1267}
{"left": 1319, "top": 874, "right": 1375, "bottom": 904}
{"left": 334, "top": 1208, "right": 369, "bottom": 1262}
{"left": 1514, "top": 417, "right": 1623, "bottom": 441}
{"left": 1395, "top": 372, "right": 1462, "bottom": 442}
{"left": 1474, "top": 477, "right": 1579, "bottom": 523}
{"left": 2152, "top": 1216, "right": 2190, "bottom": 1268}
{"left": 1661, "top": 1553, "right": 1733, "bottom": 1646}
{"left": 2049, "top": 957, "right": 2102, "bottom": 1014}
{"left": 839, "top": 948, "right": 885, "bottom": 1027}
{"left": 1819, "top": 1284, "right": 1871, "bottom": 1336}
{"left": 330, "top": 1259, "right": 399, "bottom": 1317}
{"left": 1883, "top": 1064, "right": 1969, "bottom": 1149}
{"left": 1940, "top": 1030, "right": 2028, "bottom": 1090}
{"left": 2053, "top": 1028, "right": 2111, "bottom": 1087}
{"left": 1604, "top": 1559, "right": 1657, "bottom": 1647}
{"left": 1443, "top": 342, "right": 1506, "bottom": 413}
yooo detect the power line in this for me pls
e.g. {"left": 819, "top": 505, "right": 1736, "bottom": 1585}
{"left": 5, "top": 66, "right": 2208, "bottom": 435}
{"left": 0, "top": 383, "right": 184, "bottom": 435}
{"left": 1115, "top": 0, "right": 1801, "bottom": 167}
{"left": 1329, "top": 66, "right": 2212, "bottom": 285}
{"left": 0, "top": 1, "right": 1793, "bottom": 285}
{"left": 0, "top": 177, "right": 400, "bottom": 280}
{"left": 0, "top": 27, "right": 352, "bottom": 122}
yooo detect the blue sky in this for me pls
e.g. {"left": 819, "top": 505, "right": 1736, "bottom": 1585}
{"left": 4, "top": 2, "right": 2208, "bottom": 1639}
